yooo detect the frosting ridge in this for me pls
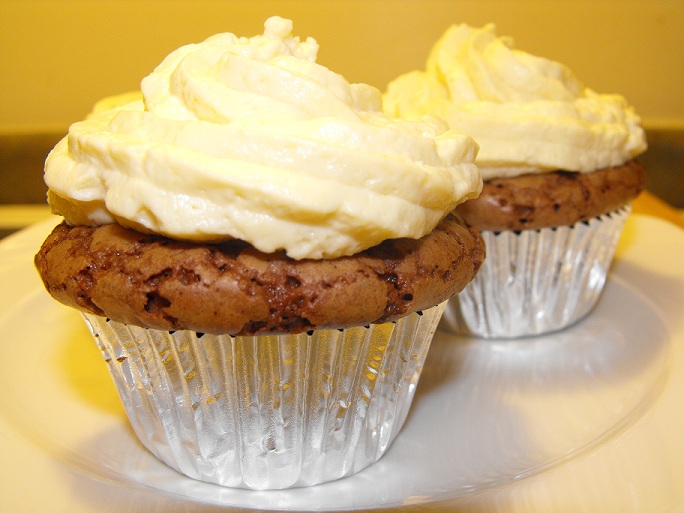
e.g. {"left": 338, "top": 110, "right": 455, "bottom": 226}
{"left": 45, "top": 17, "right": 481, "bottom": 259}
{"left": 383, "top": 23, "right": 647, "bottom": 179}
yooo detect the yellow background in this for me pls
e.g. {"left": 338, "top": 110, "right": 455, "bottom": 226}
{"left": 1, "top": 0, "right": 683, "bottom": 133}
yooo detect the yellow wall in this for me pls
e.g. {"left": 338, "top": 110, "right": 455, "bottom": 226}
{"left": 1, "top": 0, "right": 683, "bottom": 132}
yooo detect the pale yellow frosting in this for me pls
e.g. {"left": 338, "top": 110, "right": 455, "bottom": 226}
{"left": 45, "top": 17, "right": 481, "bottom": 259}
{"left": 383, "top": 23, "right": 647, "bottom": 180}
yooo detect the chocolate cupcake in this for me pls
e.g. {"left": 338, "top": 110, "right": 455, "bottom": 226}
{"left": 35, "top": 17, "right": 483, "bottom": 489}
{"left": 384, "top": 23, "right": 646, "bottom": 338}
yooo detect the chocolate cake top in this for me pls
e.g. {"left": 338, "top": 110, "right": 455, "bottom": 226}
{"left": 35, "top": 214, "right": 484, "bottom": 336}
{"left": 454, "top": 161, "right": 645, "bottom": 232}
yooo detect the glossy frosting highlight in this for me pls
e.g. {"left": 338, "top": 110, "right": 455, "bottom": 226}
{"left": 383, "top": 23, "right": 647, "bottom": 179}
{"left": 45, "top": 17, "right": 481, "bottom": 259}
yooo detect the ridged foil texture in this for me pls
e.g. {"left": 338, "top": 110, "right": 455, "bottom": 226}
{"left": 441, "top": 206, "right": 631, "bottom": 338}
{"left": 83, "top": 302, "right": 445, "bottom": 489}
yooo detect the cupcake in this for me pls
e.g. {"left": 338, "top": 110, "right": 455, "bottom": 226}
{"left": 34, "top": 17, "right": 484, "bottom": 489}
{"left": 384, "top": 23, "right": 646, "bottom": 338}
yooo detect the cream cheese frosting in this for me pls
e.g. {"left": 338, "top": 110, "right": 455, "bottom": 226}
{"left": 383, "top": 23, "right": 647, "bottom": 180}
{"left": 45, "top": 17, "right": 481, "bottom": 260}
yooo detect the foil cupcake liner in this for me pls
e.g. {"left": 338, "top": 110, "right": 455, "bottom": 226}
{"left": 441, "top": 206, "right": 631, "bottom": 338}
{"left": 83, "top": 302, "right": 445, "bottom": 490}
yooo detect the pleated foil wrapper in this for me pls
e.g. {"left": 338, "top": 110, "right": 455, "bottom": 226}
{"left": 83, "top": 302, "right": 446, "bottom": 490}
{"left": 441, "top": 206, "right": 631, "bottom": 339}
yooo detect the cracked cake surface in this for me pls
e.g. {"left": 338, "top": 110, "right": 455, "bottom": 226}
{"left": 454, "top": 161, "right": 645, "bottom": 232}
{"left": 35, "top": 213, "right": 485, "bottom": 335}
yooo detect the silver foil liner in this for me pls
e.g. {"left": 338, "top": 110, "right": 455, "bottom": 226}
{"left": 441, "top": 206, "right": 631, "bottom": 339}
{"left": 83, "top": 302, "right": 445, "bottom": 490}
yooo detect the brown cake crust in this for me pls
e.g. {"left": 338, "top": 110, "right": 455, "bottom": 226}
{"left": 454, "top": 161, "right": 645, "bottom": 231}
{"left": 35, "top": 214, "right": 484, "bottom": 336}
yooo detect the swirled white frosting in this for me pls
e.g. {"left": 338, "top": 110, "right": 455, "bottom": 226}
{"left": 45, "top": 17, "right": 481, "bottom": 259}
{"left": 383, "top": 23, "right": 647, "bottom": 180}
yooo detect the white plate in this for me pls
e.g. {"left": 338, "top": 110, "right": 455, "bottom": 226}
{"left": 1, "top": 214, "right": 683, "bottom": 512}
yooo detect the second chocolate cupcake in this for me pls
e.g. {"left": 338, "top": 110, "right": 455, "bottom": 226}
{"left": 384, "top": 22, "right": 646, "bottom": 338}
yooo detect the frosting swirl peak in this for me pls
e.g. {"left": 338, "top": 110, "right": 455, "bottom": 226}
{"left": 383, "top": 23, "right": 647, "bottom": 179}
{"left": 45, "top": 17, "right": 481, "bottom": 259}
